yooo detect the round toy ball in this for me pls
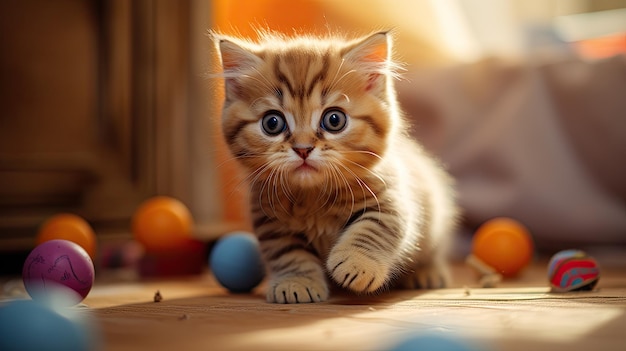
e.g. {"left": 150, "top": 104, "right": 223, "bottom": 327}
{"left": 23, "top": 239, "right": 95, "bottom": 306}
{"left": 548, "top": 249, "right": 600, "bottom": 292}
{"left": 387, "top": 333, "right": 480, "bottom": 351}
{"left": 37, "top": 213, "right": 97, "bottom": 260}
{"left": 0, "top": 299, "right": 90, "bottom": 351}
{"left": 131, "top": 196, "right": 194, "bottom": 252}
{"left": 209, "top": 232, "right": 265, "bottom": 293}
{"left": 472, "top": 217, "right": 534, "bottom": 277}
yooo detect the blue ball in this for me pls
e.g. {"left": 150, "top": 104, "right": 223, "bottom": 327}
{"left": 388, "top": 334, "right": 480, "bottom": 351}
{"left": 209, "top": 232, "right": 265, "bottom": 293}
{"left": 0, "top": 300, "right": 90, "bottom": 351}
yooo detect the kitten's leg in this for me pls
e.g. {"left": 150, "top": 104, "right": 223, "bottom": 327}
{"left": 397, "top": 257, "right": 451, "bottom": 289}
{"left": 398, "top": 198, "right": 455, "bottom": 290}
{"left": 259, "top": 232, "right": 328, "bottom": 303}
{"left": 326, "top": 211, "right": 401, "bottom": 293}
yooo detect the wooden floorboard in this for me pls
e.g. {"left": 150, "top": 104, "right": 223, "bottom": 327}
{"left": 83, "top": 263, "right": 626, "bottom": 351}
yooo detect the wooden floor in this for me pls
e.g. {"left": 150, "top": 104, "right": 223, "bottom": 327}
{"left": 82, "top": 261, "right": 626, "bottom": 351}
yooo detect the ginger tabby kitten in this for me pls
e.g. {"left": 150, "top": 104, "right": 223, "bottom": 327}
{"left": 213, "top": 30, "right": 457, "bottom": 303}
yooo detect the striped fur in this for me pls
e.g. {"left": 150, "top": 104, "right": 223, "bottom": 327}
{"left": 214, "top": 31, "right": 457, "bottom": 303}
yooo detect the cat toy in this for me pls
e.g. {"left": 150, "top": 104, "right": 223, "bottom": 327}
{"left": 548, "top": 249, "right": 600, "bottom": 292}
{"left": 0, "top": 299, "right": 94, "bottom": 351}
{"left": 36, "top": 213, "right": 97, "bottom": 260}
{"left": 467, "top": 217, "right": 534, "bottom": 287}
{"left": 132, "top": 196, "right": 193, "bottom": 252}
{"left": 209, "top": 232, "right": 265, "bottom": 293}
{"left": 22, "top": 239, "right": 95, "bottom": 306}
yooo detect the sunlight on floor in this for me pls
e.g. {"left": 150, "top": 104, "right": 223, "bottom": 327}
{"left": 227, "top": 287, "right": 626, "bottom": 350}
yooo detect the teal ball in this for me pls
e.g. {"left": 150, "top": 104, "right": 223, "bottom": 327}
{"left": 388, "top": 334, "right": 480, "bottom": 351}
{"left": 209, "top": 232, "right": 265, "bottom": 293}
{"left": 0, "top": 300, "right": 90, "bottom": 351}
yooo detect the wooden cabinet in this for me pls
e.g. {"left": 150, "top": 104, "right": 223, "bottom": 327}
{"left": 0, "top": 0, "right": 248, "bottom": 253}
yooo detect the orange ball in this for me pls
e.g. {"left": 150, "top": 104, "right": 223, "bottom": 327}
{"left": 471, "top": 217, "right": 534, "bottom": 277}
{"left": 37, "top": 213, "right": 97, "bottom": 260}
{"left": 131, "top": 196, "right": 193, "bottom": 252}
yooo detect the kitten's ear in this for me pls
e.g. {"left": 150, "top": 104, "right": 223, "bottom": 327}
{"left": 216, "top": 37, "right": 262, "bottom": 99}
{"left": 343, "top": 32, "right": 390, "bottom": 93}
{"left": 218, "top": 38, "right": 262, "bottom": 72}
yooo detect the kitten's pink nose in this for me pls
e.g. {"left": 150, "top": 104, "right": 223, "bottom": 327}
{"left": 293, "top": 147, "right": 314, "bottom": 159}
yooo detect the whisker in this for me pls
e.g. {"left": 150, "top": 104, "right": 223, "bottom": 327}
{"left": 342, "top": 158, "right": 387, "bottom": 187}
{"left": 323, "top": 163, "right": 352, "bottom": 219}
{"left": 329, "top": 69, "right": 357, "bottom": 92}
{"left": 279, "top": 167, "right": 295, "bottom": 205}
{"left": 250, "top": 67, "right": 278, "bottom": 93}
{"left": 313, "top": 166, "right": 337, "bottom": 216}
{"left": 339, "top": 150, "right": 384, "bottom": 161}
{"left": 249, "top": 96, "right": 269, "bottom": 110}
{"left": 328, "top": 58, "right": 345, "bottom": 91}
{"left": 214, "top": 151, "right": 278, "bottom": 170}
{"left": 328, "top": 59, "right": 357, "bottom": 93}
{"left": 241, "top": 71, "right": 275, "bottom": 95}
{"left": 338, "top": 162, "right": 381, "bottom": 219}
{"left": 225, "top": 160, "right": 271, "bottom": 202}
{"left": 275, "top": 165, "right": 293, "bottom": 215}
{"left": 265, "top": 167, "right": 280, "bottom": 217}
{"left": 255, "top": 173, "right": 270, "bottom": 218}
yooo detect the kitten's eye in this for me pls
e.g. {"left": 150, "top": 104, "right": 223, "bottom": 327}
{"left": 321, "top": 109, "right": 347, "bottom": 133}
{"left": 261, "top": 111, "right": 286, "bottom": 136}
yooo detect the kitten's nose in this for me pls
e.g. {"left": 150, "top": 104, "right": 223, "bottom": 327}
{"left": 293, "top": 147, "right": 314, "bottom": 159}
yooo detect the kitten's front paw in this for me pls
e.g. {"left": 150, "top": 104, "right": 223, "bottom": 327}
{"left": 267, "top": 276, "right": 329, "bottom": 303}
{"left": 398, "top": 263, "right": 450, "bottom": 289}
{"left": 327, "top": 249, "right": 390, "bottom": 293}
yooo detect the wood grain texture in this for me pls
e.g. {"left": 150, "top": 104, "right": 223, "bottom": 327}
{"left": 86, "top": 263, "right": 626, "bottom": 351}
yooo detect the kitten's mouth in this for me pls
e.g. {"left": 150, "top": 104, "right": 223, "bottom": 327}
{"left": 295, "top": 161, "right": 318, "bottom": 172}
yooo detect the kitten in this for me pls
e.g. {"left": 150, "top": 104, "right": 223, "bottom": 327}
{"left": 213, "top": 30, "right": 457, "bottom": 303}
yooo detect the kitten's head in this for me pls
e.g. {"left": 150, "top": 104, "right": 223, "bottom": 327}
{"left": 214, "top": 31, "right": 401, "bottom": 189}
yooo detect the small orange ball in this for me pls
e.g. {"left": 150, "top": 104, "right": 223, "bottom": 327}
{"left": 37, "top": 213, "right": 97, "bottom": 260}
{"left": 472, "top": 217, "right": 534, "bottom": 277}
{"left": 131, "top": 196, "right": 193, "bottom": 252}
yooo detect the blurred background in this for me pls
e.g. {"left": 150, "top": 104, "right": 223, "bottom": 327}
{"left": 1, "top": 0, "right": 625, "bottom": 274}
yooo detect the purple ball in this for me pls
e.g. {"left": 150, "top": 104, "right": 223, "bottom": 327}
{"left": 22, "top": 239, "right": 95, "bottom": 305}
